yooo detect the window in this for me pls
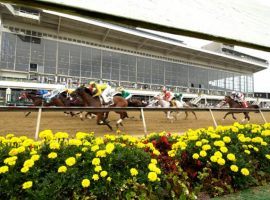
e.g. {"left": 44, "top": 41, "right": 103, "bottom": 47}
{"left": 30, "top": 63, "right": 37, "bottom": 72}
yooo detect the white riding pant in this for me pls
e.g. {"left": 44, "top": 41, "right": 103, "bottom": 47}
{"left": 102, "top": 86, "right": 113, "bottom": 103}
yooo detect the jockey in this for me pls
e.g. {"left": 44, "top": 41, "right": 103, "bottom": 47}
{"left": 117, "top": 86, "right": 132, "bottom": 100}
{"left": 37, "top": 89, "right": 51, "bottom": 98}
{"left": 162, "top": 87, "right": 174, "bottom": 106}
{"left": 231, "top": 91, "right": 248, "bottom": 108}
{"left": 174, "top": 93, "right": 183, "bottom": 102}
{"left": 89, "top": 81, "right": 114, "bottom": 105}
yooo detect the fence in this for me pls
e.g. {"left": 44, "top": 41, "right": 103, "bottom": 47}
{"left": 0, "top": 106, "right": 269, "bottom": 140}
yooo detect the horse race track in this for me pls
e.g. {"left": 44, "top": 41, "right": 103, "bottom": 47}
{"left": 0, "top": 110, "right": 269, "bottom": 138}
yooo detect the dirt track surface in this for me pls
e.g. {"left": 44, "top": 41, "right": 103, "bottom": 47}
{"left": 0, "top": 110, "right": 269, "bottom": 138}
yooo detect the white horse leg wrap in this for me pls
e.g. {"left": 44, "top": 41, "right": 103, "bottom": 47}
{"left": 117, "top": 119, "right": 123, "bottom": 124}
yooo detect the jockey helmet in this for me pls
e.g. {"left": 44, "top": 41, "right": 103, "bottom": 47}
{"left": 231, "top": 91, "right": 236, "bottom": 95}
{"left": 117, "top": 86, "right": 124, "bottom": 92}
{"left": 162, "top": 86, "right": 166, "bottom": 92}
{"left": 89, "top": 81, "right": 96, "bottom": 86}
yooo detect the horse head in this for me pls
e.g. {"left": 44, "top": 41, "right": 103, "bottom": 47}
{"left": 224, "top": 96, "right": 233, "bottom": 103}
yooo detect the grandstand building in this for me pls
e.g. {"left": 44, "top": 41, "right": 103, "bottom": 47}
{"left": 0, "top": 4, "right": 268, "bottom": 105}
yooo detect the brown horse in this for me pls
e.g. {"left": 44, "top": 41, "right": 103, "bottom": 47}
{"left": 221, "top": 96, "right": 259, "bottom": 122}
{"left": 19, "top": 91, "right": 65, "bottom": 117}
{"left": 74, "top": 86, "right": 128, "bottom": 130}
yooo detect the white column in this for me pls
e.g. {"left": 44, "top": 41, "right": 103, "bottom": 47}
{"left": 6, "top": 88, "right": 11, "bottom": 103}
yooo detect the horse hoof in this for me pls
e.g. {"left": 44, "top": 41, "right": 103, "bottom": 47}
{"left": 120, "top": 122, "right": 124, "bottom": 127}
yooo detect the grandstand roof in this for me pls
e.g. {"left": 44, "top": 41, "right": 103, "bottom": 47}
{"left": 1, "top": 4, "right": 268, "bottom": 73}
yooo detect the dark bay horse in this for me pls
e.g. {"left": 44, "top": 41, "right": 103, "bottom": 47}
{"left": 74, "top": 86, "right": 128, "bottom": 130}
{"left": 19, "top": 91, "right": 65, "bottom": 117}
{"left": 221, "top": 96, "right": 259, "bottom": 122}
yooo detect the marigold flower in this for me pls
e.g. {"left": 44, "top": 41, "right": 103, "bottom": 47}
{"left": 22, "top": 181, "right": 33, "bottom": 189}
{"left": 96, "top": 150, "right": 106, "bottom": 157}
{"left": 55, "top": 132, "right": 69, "bottom": 139}
{"left": 81, "top": 179, "right": 90, "bottom": 188}
{"left": 217, "top": 158, "right": 226, "bottom": 165}
{"left": 58, "top": 166, "right": 67, "bottom": 173}
{"left": 0, "top": 166, "right": 9, "bottom": 174}
{"left": 68, "top": 139, "right": 82, "bottom": 146}
{"left": 202, "top": 144, "right": 211, "bottom": 151}
{"left": 8, "top": 148, "right": 18, "bottom": 156}
{"left": 210, "top": 156, "right": 218, "bottom": 162}
{"left": 92, "top": 158, "right": 101, "bottom": 166}
{"left": 153, "top": 149, "right": 160, "bottom": 155}
{"left": 195, "top": 141, "right": 202, "bottom": 147}
{"left": 265, "top": 154, "right": 270, "bottom": 159}
{"left": 105, "top": 143, "right": 115, "bottom": 154}
{"left": 199, "top": 150, "right": 207, "bottom": 157}
{"left": 31, "top": 155, "right": 40, "bottom": 161}
{"left": 49, "top": 141, "right": 60, "bottom": 150}
{"left": 100, "top": 171, "right": 108, "bottom": 177}
{"left": 130, "top": 168, "right": 138, "bottom": 176}
{"left": 227, "top": 153, "right": 236, "bottom": 161}
{"left": 230, "top": 165, "right": 238, "bottom": 172}
{"left": 92, "top": 174, "right": 99, "bottom": 181}
{"left": 65, "top": 157, "right": 76, "bottom": 166}
{"left": 21, "top": 166, "right": 29, "bottom": 173}
{"left": 91, "top": 145, "right": 99, "bottom": 152}
{"left": 241, "top": 168, "right": 250, "bottom": 176}
{"left": 223, "top": 136, "right": 231, "bottom": 143}
{"left": 39, "top": 130, "right": 54, "bottom": 140}
{"left": 94, "top": 166, "right": 102, "bottom": 172}
{"left": 214, "top": 151, "right": 222, "bottom": 158}
{"left": 17, "top": 146, "right": 26, "bottom": 153}
{"left": 148, "top": 172, "right": 158, "bottom": 182}
{"left": 23, "top": 159, "right": 34, "bottom": 168}
{"left": 220, "top": 147, "right": 228, "bottom": 153}
{"left": 48, "top": 152, "right": 57, "bottom": 159}
{"left": 192, "top": 153, "right": 199, "bottom": 160}
{"left": 107, "top": 177, "right": 112, "bottom": 182}
{"left": 244, "top": 150, "right": 251, "bottom": 154}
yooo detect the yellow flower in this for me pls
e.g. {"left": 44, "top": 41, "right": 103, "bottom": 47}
{"left": 31, "top": 155, "right": 40, "bottom": 161}
{"left": 8, "top": 148, "right": 18, "bottom": 156}
{"left": 223, "top": 136, "right": 231, "bottom": 143}
{"left": 148, "top": 172, "right": 158, "bottom": 182}
{"left": 244, "top": 150, "right": 251, "bottom": 154}
{"left": 68, "top": 139, "right": 82, "bottom": 146}
{"left": 96, "top": 150, "right": 107, "bottom": 157}
{"left": 100, "top": 171, "right": 108, "bottom": 178}
{"left": 217, "top": 158, "right": 226, "bottom": 165}
{"left": 265, "top": 154, "right": 270, "bottom": 159}
{"left": 55, "top": 132, "right": 69, "bottom": 139}
{"left": 48, "top": 152, "right": 58, "bottom": 159}
{"left": 202, "top": 144, "right": 211, "bottom": 151}
{"left": 199, "top": 150, "right": 207, "bottom": 157}
{"left": 192, "top": 153, "right": 199, "bottom": 159}
{"left": 58, "top": 166, "right": 67, "bottom": 173}
{"left": 91, "top": 145, "right": 99, "bottom": 152}
{"left": 22, "top": 139, "right": 34, "bottom": 147}
{"left": 210, "top": 156, "right": 218, "bottom": 162}
{"left": 151, "top": 159, "right": 158, "bottom": 164}
{"left": 107, "top": 177, "right": 112, "bottom": 182}
{"left": 49, "top": 141, "right": 60, "bottom": 150}
{"left": 241, "top": 168, "right": 250, "bottom": 176}
{"left": 82, "top": 147, "right": 88, "bottom": 152}
{"left": 220, "top": 147, "right": 228, "bottom": 153}
{"left": 92, "top": 158, "right": 101, "bottom": 166}
{"left": 153, "top": 149, "right": 160, "bottom": 156}
{"left": 39, "top": 129, "right": 54, "bottom": 140}
{"left": 92, "top": 174, "right": 99, "bottom": 181}
{"left": 21, "top": 167, "right": 29, "bottom": 173}
{"left": 227, "top": 154, "right": 236, "bottom": 161}
{"left": 253, "top": 147, "right": 259, "bottom": 152}
{"left": 76, "top": 132, "right": 88, "bottom": 140}
{"left": 81, "top": 179, "right": 90, "bottom": 188}
{"left": 230, "top": 165, "right": 238, "bottom": 172}
{"left": 105, "top": 143, "right": 115, "bottom": 154}
{"left": 214, "top": 151, "right": 222, "bottom": 158}
{"left": 94, "top": 166, "right": 102, "bottom": 172}
{"left": 168, "top": 150, "right": 176, "bottom": 157}
{"left": 23, "top": 159, "right": 34, "bottom": 168}
{"left": 76, "top": 153, "right": 82, "bottom": 158}
{"left": 17, "top": 146, "right": 26, "bottom": 153}
{"left": 6, "top": 133, "right": 15, "bottom": 139}
{"left": 0, "top": 166, "right": 9, "bottom": 174}
{"left": 195, "top": 141, "right": 202, "bottom": 147}
{"left": 65, "top": 157, "right": 76, "bottom": 166}
{"left": 130, "top": 168, "right": 138, "bottom": 176}
{"left": 22, "top": 181, "right": 33, "bottom": 189}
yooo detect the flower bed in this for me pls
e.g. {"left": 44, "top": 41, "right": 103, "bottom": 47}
{"left": 1, "top": 122, "right": 270, "bottom": 199}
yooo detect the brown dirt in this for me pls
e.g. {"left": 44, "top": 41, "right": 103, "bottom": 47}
{"left": 0, "top": 110, "right": 269, "bottom": 138}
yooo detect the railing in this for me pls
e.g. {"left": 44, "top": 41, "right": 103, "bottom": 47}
{"left": 0, "top": 106, "right": 269, "bottom": 140}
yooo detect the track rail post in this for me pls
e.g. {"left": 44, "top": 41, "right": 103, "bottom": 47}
{"left": 35, "top": 107, "right": 42, "bottom": 140}
{"left": 140, "top": 108, "right": 147, "bottom": 136}
{"left": 209, "top": 108, "right": 218, "bottom": 128}
{"left": 259, "top": 109, "right": 267, "bottom": 123}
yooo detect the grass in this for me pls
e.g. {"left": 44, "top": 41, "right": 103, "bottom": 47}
{"left": 211, "top": 184, "right": 270, "bottom": 200}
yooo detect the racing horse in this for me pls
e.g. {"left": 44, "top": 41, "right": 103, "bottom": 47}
{"left": 221, "top": 96, "right": 259, "bottom": 122}
{"left": 18, "top": 91, "right": 65, "bottom": 117}
{"left": 148, "top": 94, "right": 197, "bottom": 121}
{"left": 73, "top": 86, "right": 128, "bottom": 130}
